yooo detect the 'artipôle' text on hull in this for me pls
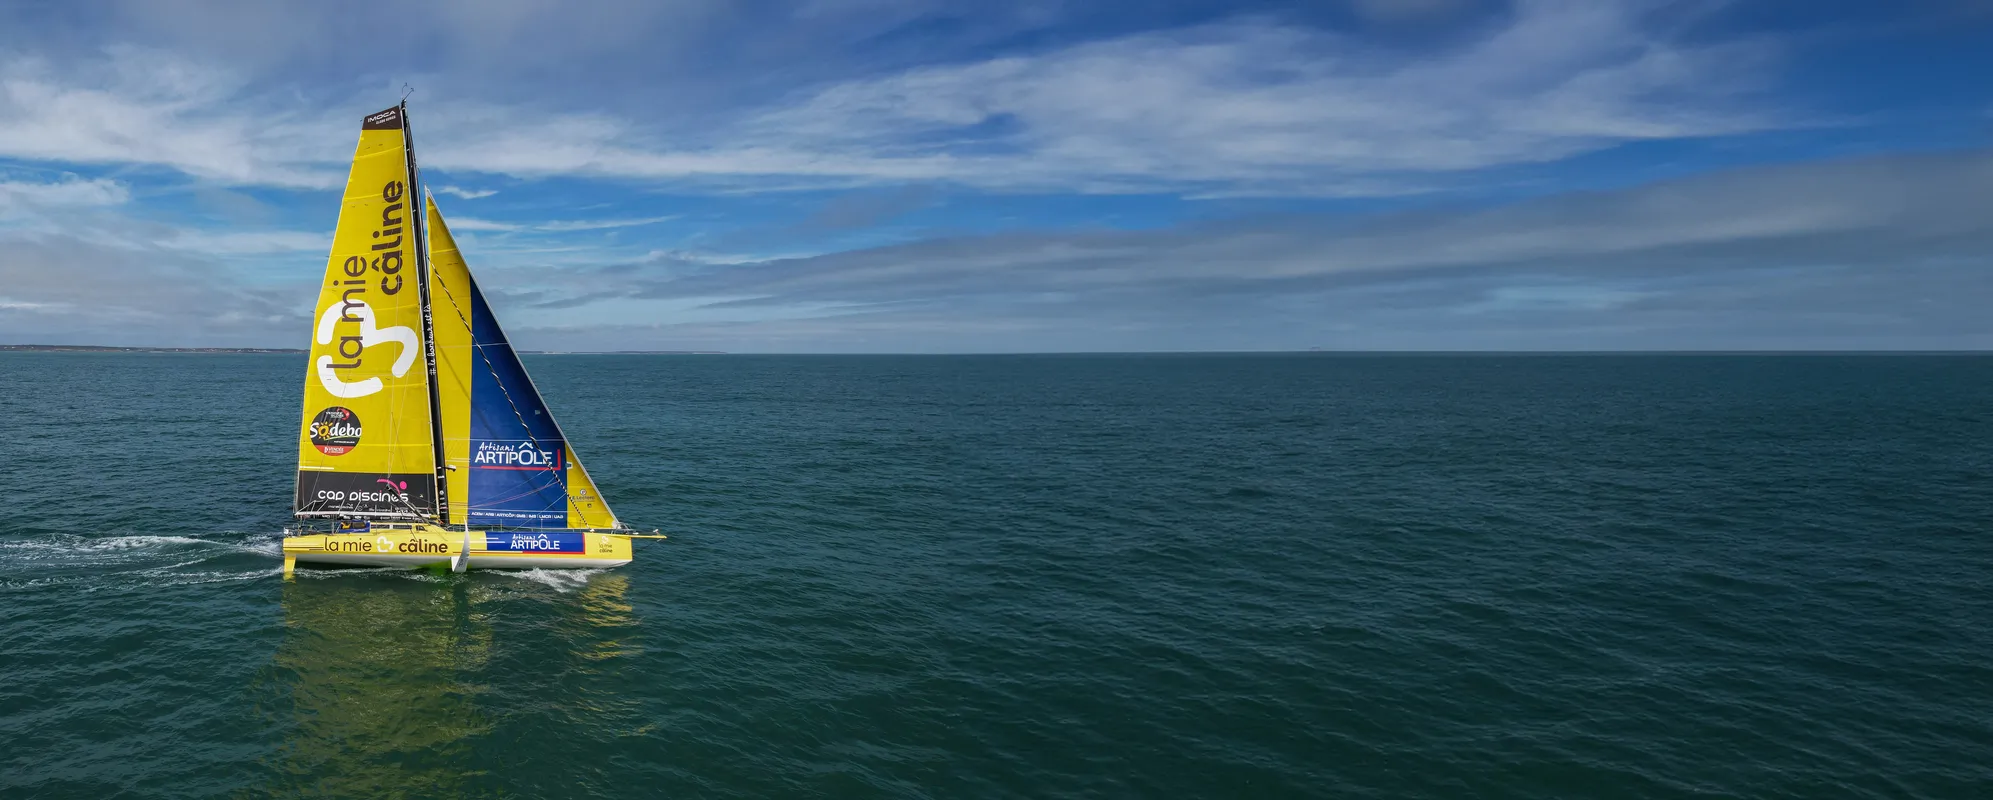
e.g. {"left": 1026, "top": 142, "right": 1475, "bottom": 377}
{"left": 280, "top": 101, "right": 655, "bottom": 577}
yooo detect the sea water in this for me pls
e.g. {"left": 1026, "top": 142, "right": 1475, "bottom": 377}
{"left": 3, "top": 353, "right": 1989, "bottom": 797}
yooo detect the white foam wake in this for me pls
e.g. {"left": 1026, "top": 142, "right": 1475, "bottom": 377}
{"left": 499, "top": 568, "right": 606, "bottom": 594}
{"left": 0, "top": 532, "right": 282, "bottom": 588}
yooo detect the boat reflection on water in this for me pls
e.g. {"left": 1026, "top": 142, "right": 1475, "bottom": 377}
{"left": 252, "top": 576, "right": 493, "bottom": 797}
{"left": 247, "top": 573, "right": 640, "bottom": 797}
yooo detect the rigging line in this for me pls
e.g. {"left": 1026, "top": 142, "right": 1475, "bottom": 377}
{"left": 425, "top": 228, "right": 573, "bottom": 516}
{"left": 428, "top": 200, "right": 622, "bottom": 529}
{"left": 474, "top": 484, "right": 559, "bottom": 506}
{"left": 428, "top": 254, "right": 549, "bottom": 461}
{"left": 430, "top": 221, "right": 618, "bottom": 528}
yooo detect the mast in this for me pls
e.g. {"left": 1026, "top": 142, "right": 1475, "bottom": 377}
{"left": 403, "top": 99, "right": 451, "bottom": 524}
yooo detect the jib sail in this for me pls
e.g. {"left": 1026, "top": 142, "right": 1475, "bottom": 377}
{"left": 294, "top": 105, "right": 439, "bottom": 519}
{"left": 426, "top": 197, "right": 620, "bottom": 529}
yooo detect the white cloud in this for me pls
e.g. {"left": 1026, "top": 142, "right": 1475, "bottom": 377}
{"left": 441, "top": 216, "right": 521, "bottom": 232}
{"left": 486, "top": 149, "right": 1993, "bottom": 333}
{"left": 0, "top": 175, "right": 129, "bottom": 213}
{"left": 0, "top": 230, "right": 308, "bottom": 345}
{"left": 441, "top": 214, "right": 677, "bottom": 233}
{"left": 3, "top": 147, "right": 1988, "bottom": 350}
{"left": 0, "top": 179, "right": 328, "bottom": 255}
{"left": 155, "top": 228, "right": 329, "bottom": 255}
{"left": 536, "top": 215, "right": 677, "bottom": 232}
{"left": 416, "top": 1, "right": 1782, "bottom": 194}
{"left": 0, "top": 50, "right": 348, "bottom": 188}
{"left": 435, "top": 185, "right": 497, "bottom": 199}
{"left": 764, "top": 3, "right": 1770, "bottom": 178}
{"left": 0, "top": 2, "right": 1786, "bottom": 196}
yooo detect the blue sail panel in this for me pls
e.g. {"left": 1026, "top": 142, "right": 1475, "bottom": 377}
{"left": 464, "top": 275, "right": 570, "bottom": 527}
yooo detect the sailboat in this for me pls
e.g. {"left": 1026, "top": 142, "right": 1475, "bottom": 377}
{"left": 280, "top": 102, "right": 659, "bottom": 577}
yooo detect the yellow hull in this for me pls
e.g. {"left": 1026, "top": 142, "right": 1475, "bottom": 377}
{"left": 282, "top": 523, "right": 632, "bottom": 575}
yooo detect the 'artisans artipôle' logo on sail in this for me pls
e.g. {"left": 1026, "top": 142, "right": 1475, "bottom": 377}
{"left": 473, "top": 441, "right": 562, "bottom": 468}
{"left": 309, "top": 406, "right": 362, "bottom": 455}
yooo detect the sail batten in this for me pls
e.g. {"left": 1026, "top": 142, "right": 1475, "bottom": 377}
{"left": 294, "top": 105, "right": 438, "bottom": 519}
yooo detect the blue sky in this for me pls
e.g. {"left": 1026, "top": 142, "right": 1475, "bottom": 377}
{"left": 0, "top": 0, "right": 1989, "bottom": 351}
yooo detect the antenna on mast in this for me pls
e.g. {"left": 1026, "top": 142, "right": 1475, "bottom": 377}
{"left": 401, "top": 83, "right": 415, "bottom": 101}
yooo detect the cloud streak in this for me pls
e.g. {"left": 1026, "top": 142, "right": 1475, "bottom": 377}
{"left": 0, "top": 232, "right": 307, "bottom": 346}
{"left": 0, "top": 2, "right": 1787, "bottom": 196}
{"left": 462, "top": 148, "right": 1993, "bottom": 350}
{"left": 0, "top": 50, "right": 350, "bottom": 188}
{"left": 443, "top": 214, "right": 678, "bottom": 233}
{"left": 6, "top": 142, "right": 1987, "bottom": 351}
{"left": 0, "top": 175, "right": 128, "bottom": 213}
{"left": 720, "top": 2, "right": 1777, "bottom": 190}
{"left": 435, "top": 185, "right": 497, "bottom": 199}
{"left": 0, "top": 0, "right": 1980, "bottom": 351}
{"left": 613, "top": 149, "right": 1988, "bottom": 304}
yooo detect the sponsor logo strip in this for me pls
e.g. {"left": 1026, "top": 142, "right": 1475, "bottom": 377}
{"left": 482, "top": 532, "right": 585, "bottom": 553}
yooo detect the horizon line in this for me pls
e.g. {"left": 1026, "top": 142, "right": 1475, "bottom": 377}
{"left": 3, "top": 343, "right": 1990, "bottom": 357}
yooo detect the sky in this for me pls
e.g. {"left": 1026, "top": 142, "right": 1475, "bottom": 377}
{"left": 0, "top": 0, "right": 1990, "bottom": 352}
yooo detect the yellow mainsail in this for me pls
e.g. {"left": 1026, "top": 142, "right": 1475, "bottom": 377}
{"left": 426, "top": 197, "right": 619, "bottom": 529}
{"left": 293, "top": 105, "right": 439, "bottom": 519}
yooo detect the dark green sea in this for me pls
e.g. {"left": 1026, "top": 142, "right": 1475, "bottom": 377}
{"left": 4, "top": 353, "right": 1990, "bottom": 798}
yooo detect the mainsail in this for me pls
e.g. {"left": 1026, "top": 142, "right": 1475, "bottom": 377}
{"left": 427, "top": 198, "right": 620, "bottom": 530}
{"left": 294, "top": 105, "right": 439, "bottom": 519}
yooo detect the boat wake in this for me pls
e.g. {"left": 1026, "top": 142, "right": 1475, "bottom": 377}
{"left": 0, "top": 532, "right": 282, "bottom": 591}
{"left": 0, "top": 532, "right": 277, "bottom": 560}
{"left": 499, "top": 567, "right": 607, "bottom": 593}
{"left": 290, "top": 565, "right": 447, "bottom": 583}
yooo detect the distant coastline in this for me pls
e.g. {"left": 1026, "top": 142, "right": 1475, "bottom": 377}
{"left": 0, "top": 344, "right": 730, "bottom": 355}
{"left": 4, "top": 344, "right": 1983, "bottom": 356}
{"left": 0, "top": 344, "right": 306, "bottom": 354}
{"left": 518, "top": 350, "right": 730, "bottom": 355}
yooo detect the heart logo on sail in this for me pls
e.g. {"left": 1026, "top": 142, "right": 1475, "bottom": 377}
{"left": 314, "top": 300, "right": 418, "bottom": 399}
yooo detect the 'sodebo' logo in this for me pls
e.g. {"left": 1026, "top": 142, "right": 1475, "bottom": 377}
{"left": 308, "top": 406, "right": 362, "bottom": 455}
{"left": 314, "top": 300, "right": 418, "bottom": 398}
